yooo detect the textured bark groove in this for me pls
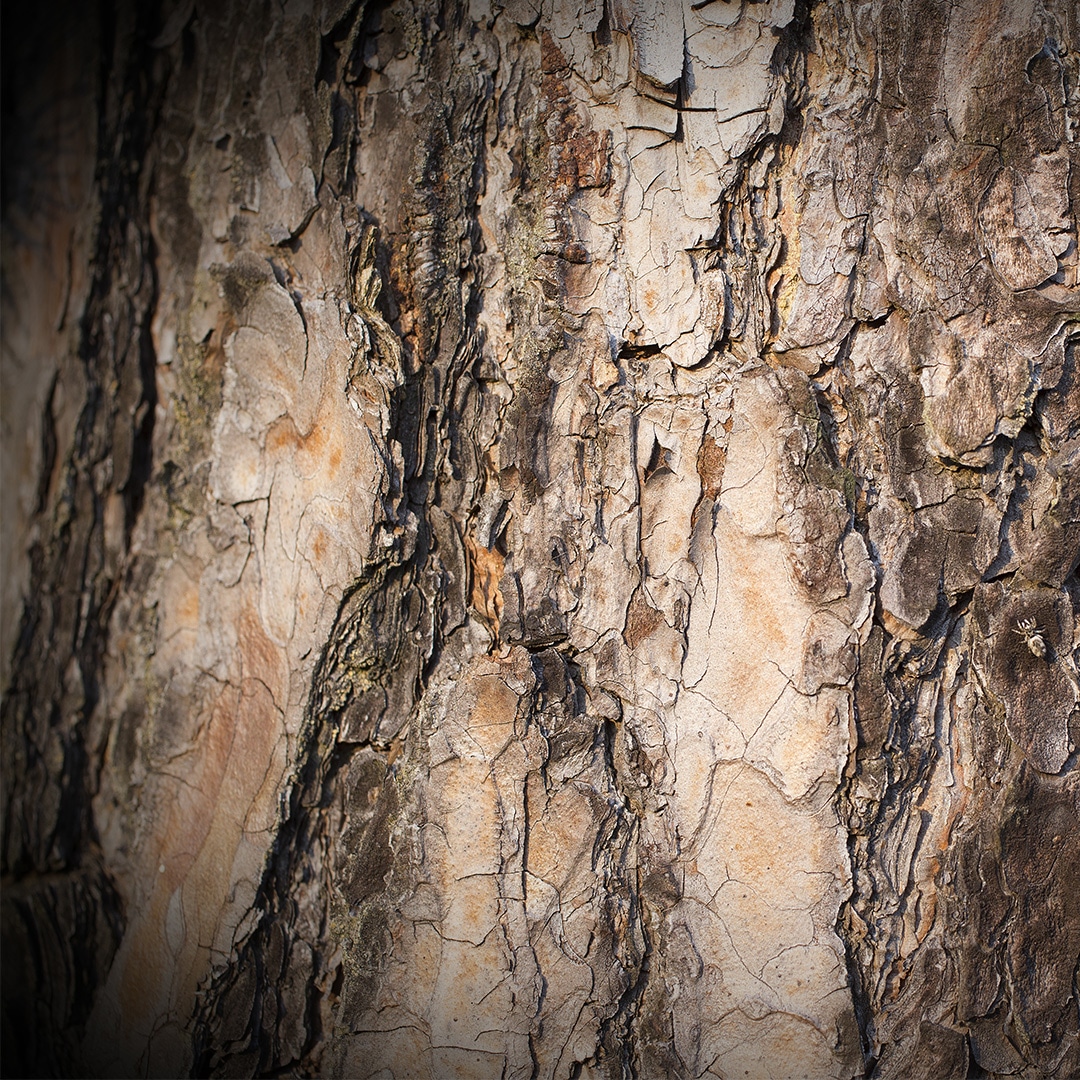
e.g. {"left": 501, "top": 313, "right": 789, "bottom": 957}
{"left": 2, "top": 1, "right": 1078, "bottom": 1078}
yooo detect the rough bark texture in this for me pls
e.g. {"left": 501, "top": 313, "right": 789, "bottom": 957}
{"left": 2, "top": 0, "right": 1078, "bottom": 1077}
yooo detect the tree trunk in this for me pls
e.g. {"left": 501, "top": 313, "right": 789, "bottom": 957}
{"left": 2, "top": 0, "right": 1078, "bottom": 1077}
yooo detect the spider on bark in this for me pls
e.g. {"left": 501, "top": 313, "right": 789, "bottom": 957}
{"left": 1012, "top": 617, "right": 1048, "bottom": 660}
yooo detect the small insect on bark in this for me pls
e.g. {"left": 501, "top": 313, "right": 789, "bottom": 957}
{"left": 1013, "top": 617, "right": 1048, "bottom": 659}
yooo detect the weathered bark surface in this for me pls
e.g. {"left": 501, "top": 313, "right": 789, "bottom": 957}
{"left": 2, "top": 0, "right": 1078, "bottom": 1077}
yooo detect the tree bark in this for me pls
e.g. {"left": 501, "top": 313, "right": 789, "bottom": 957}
{"left": 2, "top": 0, "right": 1078, "bottom": 1077}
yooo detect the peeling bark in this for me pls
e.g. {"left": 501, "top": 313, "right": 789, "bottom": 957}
{"left": 2, "top": 1, "right": 1078, "bottom": 1078}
